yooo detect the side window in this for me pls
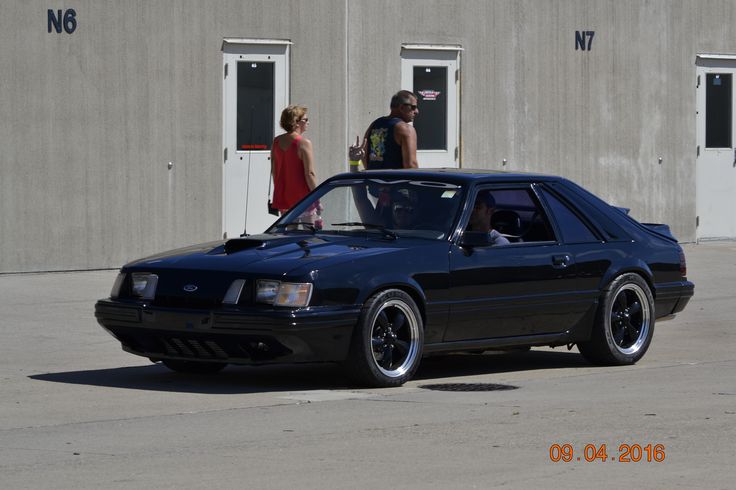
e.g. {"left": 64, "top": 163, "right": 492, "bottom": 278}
{"left": 539, "top": 188, "right": 599, "bottom": 243}
{"left": 475, "top": 187, "right": 556, "bottom": 243}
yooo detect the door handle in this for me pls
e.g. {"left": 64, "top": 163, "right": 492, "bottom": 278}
{"left": 552, "top": 254, "right": 572, "bottom": 268}
{"left": 733, "top": 148, "right": 736, "bottom": 167}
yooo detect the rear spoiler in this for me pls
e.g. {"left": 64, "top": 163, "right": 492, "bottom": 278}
{"left": 613, "top": 206, "right": 677, "bottom": 242}
{"left": 641, "top": 223, "right": 677, "bottom": 241}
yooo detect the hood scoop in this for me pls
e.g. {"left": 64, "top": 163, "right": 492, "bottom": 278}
{"left": 224, "top": 235, "right": 324, "bottom": 254}
{"left": 224, "top": 238, "right": 267, "bottom": 254}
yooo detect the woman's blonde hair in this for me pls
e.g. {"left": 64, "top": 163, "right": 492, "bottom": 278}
{"left": 279, "top": 105, "right": 308, "bottom": 132}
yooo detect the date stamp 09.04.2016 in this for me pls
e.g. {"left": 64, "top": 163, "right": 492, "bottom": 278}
{"left": 549, "top": 443, "right": 665, "bottom": 463}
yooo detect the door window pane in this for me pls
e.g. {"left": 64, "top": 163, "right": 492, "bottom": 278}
{"left": 414, "top": 66, "right": 447, "bottom": 150}
{"left": 237, "top": 62, "right": 274, "bottom": 151}
{"left": 473, "top": 187, "right": 556, "bottom": 243}
{"left": 706, "top": 73, "right": 732, "bottom": 148}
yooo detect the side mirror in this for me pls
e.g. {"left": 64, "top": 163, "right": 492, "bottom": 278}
{"left": 459, "top": 231, "right": 490, "bottom": 248}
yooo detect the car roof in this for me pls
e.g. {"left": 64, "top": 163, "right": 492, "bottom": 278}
{"left": 327, "top": 168, "right": 563, "bottom": 185}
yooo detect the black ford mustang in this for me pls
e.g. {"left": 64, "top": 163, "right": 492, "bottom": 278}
{"left": 95, "top": 169, "right": 694, "bottom": 387}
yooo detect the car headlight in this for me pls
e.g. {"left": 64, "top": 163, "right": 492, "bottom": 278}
{"left": 256, "top": 280, "right": 313, "bottom": 307}
{"left": 130, "top": 272, "right": 159, "bottom": 300}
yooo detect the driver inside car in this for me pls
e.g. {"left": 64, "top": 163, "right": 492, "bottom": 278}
{"left": 390, "top": 189, "right": 418, "bottom": 229}
{"left": 467, "top": 191, "right": 510, "bottom": 246}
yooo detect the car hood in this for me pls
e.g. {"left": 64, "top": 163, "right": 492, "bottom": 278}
{"left": 124, "top": 233, "right": 429, "bottom": 277}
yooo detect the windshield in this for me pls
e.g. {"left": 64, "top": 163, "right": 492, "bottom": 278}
{"left": 268, "top": 177, "right": 465, "bottom": 240}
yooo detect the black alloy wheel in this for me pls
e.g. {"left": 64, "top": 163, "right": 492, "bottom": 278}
{"left": 578, "top": 273, "right": 655, "bottom": 365}
{"left": 345, "top": 289, "right": 424, "bottom": 387}
{"left": 610, "top": 284, "right": 650, "bottom": 353}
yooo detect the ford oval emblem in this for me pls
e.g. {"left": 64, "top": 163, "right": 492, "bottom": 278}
{"left": 182, "top": 284, "right": 198, "bottom": 293}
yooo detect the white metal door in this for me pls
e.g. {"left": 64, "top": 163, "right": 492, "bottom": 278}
{"left": 401, "top": 45, "right": 461, "bottom": 168}
{"left": 222, "top": 39, "right": 290, "bottom": 238}
{"left": 696, "top": 55, "right": 736, "bottom": 240}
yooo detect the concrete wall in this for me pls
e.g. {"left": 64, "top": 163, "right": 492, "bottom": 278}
{"left": 348, "top": 0, "right": 705, "bottom": 241}
{"left": 0, "top": 0, "right": 346, "bottom": 272}
{"left": 2, "top": 0, "right": 735, "bottom": 272}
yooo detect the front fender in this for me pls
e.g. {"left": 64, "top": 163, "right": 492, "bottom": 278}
{"left": 357, "top": 273, "right": 428, "bottom": 306}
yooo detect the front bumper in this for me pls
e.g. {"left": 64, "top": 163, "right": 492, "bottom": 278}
{"left": 95, "top": 300, "right": 361, "bottom": 365}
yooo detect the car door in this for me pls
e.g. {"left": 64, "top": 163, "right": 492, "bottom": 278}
{"left": 445, "top": 185, "right": 590, "bottom": 341}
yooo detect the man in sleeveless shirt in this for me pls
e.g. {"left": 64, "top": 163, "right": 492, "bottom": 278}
{"left": 352, "top": 90, "right": 419, "bottom": 170}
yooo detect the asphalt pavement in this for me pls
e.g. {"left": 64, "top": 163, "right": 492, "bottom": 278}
{"left": 0, "top": 241, "right": 734, "bottom": 489}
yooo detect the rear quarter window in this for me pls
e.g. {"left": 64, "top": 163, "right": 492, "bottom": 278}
{"left": 548, "top": 181, "right": 630, "bottom": 241}
{"left": 539, "top": 188, "right": 600, "bottom": 243}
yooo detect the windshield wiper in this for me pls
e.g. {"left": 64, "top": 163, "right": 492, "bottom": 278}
{"left": 331, "top": 222, "right": 397, "bottom": 239}
{"left": 271, "top": 221, "right": 316, "bottom": 233}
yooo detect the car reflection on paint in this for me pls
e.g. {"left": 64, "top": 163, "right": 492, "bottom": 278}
{"left": 95, "top": 169, "right": 694, "bottom": 387}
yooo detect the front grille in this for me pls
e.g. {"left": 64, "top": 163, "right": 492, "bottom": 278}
{"left": 162, "top": 337, "right": 228, "bottom": 359}
{"left": 151, "top": 280, "right": 254, "bottom": 309}
{"left": 203, "top": 340, "right": 229, "bottom": 358}
{"left": 126, "top": 270, "right": 255, "bottom": 308}
{"left": 115, "top": 329, "right": 292, "bottom": 362}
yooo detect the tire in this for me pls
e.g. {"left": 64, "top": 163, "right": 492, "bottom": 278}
{"left": 161, "top": 359, "right": 227, "bottom": 374}
{"left": 578, "top": 273, "right": 655, "bottom": 365}
{"left": 345, "top": 289, "right": 424, "bottom": 387}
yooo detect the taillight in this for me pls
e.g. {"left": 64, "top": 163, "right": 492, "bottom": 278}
{"left": 679, "top": 250, "right": 687, "bottom": 278}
